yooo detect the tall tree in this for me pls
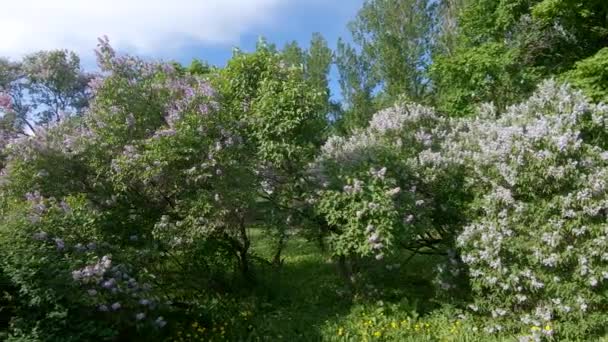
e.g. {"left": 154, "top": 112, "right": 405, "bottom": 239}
{"left": 434, "top": 0, "right": 466, "bottom": 56}
{"left": 282, "top": 41, "right": 306, "bottom": 68}
{"left": 431, "top": 0, "right": 608, "bottom": 116}
{"left": 0, "top": 50, "right": 92, "bottom": 133}
{"left": 336, "top": 0, "right": 436, "bottom": 131}
{"left": 335, "top": 38, "right": 377, "bottom": 132}
{"left": 282, "top": 34, "right": 335, "bottom": 125}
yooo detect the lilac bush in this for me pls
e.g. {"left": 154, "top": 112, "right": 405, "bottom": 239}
{"left": 442, "top": 81, "right": 608, "bottom": 339}
{"left": 315, "top": 80, "right": 608, "bottom": 339}
{"left": 0, "top": 38, "right": 257, "bottom": 340}
{"left": 0, "top": 37, "right": 331, "bottom": 341}
{"left": 312, "top": 101, "right": 469, "bottom": 287}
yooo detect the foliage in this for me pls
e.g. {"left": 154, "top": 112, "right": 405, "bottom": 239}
{"left": 431, "top": 0, "right": 608, "bottom": 116}
{"left": 314, "top": 80, "right": 608, "bottom": 340}
{"left": 335, "top": 0, "right": 436, "bottom": 131}
{"left": 1, "top": 0, "right": 608, "bottom": 339}
{"left": 0, "top": 35, "right": 333, "bottom": 340}
{"left": 431, "top": 42, "right": 541, "bottom": 116}
{"left": 0, "top": 50, "right": 92, "bottom": 130}
{"left": 443, "top": 81, "right": 608, "bottom": 339}
{"left": 312, "top": 100, "right": 471, "bottom": 296}
{"left": 562, "top": 48, "right": 608, "bottom": 103}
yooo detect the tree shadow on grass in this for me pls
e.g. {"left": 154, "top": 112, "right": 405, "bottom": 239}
{"left": 233, "top": 235, "right": 458, "bottom": 341}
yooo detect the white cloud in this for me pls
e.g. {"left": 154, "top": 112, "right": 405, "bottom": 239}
{"left": 0, "top": 0, "right": 289, "bottom": 57}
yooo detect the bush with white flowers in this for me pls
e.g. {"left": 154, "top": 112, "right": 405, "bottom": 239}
{"left": 312, "top": 102, "right": 470, "bottom": 277}
{"left": 315, "top": 80, "right": 608, "bottom": 339}
{"left": 444, "top": 81, "right": 608, "bottom": 339}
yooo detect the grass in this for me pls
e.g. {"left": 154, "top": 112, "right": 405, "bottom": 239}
{"left": 169, "top": 228, "right": 519, "bottom": 341}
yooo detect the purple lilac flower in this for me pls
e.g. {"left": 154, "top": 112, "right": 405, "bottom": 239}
{"left": 60, "top": 200, "right": 71, "bottom": 214}
{"left": 54, "top": 238, "right": 65, "bottom": 250}
{"left": 0, "top": 92, "right": 12, "bottom": 110}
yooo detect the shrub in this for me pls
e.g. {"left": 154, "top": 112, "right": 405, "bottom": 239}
{"left": 446, "top": 81, "right": 608, "bottom": 340}
{"left": 312, "top": 102, "right": 470, "bottom": 290}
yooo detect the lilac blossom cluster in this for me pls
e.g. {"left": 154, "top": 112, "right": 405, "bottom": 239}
{"left": 72, "top": 256, "right": 165, "bottom": 327}
{"left": 441, "top": 81, "right": 608, "bottom": 337}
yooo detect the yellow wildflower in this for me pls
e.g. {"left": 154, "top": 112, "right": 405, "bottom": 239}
{"left": 338, "top": 327, "right": 344, "bottom": 336}
{"left": 373, "top": 331, "right": 382, "bottom": 337}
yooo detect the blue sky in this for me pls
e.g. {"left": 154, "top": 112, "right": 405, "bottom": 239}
{"left": 1, "top": 0, "right": 364, "bottom": 100}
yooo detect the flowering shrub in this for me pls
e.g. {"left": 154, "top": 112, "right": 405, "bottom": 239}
{"left": 314, "top": 80, "right": 608, "bottom": 340}
{"left": 312, "top": 102, "right": 470, "bottom": 285}
{"left": 0, "top": 38, "right": 255, "bottom": 340}
{"left": 0, "top": 37, "right": 332, "bottom": 340}
{"left": 444, "top": 81, "right": 608, "bottom": 339}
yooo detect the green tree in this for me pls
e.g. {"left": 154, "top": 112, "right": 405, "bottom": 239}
{"left": 335, "top": 39, "right": 378, "bottom": 132}
{"left": 431, "top": 0, "right": 608, "bottom": 116}
{"left": 336, "top": 0, "right": 436, "bottom": 131}
{"left": 0, "top": 50, "right": 92, "bottom": 132}
{"left": 562, "top": 48, "right": 608, "bottom": 103}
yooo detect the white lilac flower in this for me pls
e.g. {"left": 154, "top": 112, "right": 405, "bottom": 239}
{"left": 33, "top": 231, "right": 48, "bottom": 241}
{"left": 589, "top": 277, "right": 598, "bottom": 287}
{"left": 102, "top": 278, "right": 117, "bottom": 289}
{"left": 386, "top": 187, "right": 401, "bottom": 197}
{"left": 368, "top": 233, "right": 380, "bottom": 243}
{"left": 368, "top": 202, "right": 380, "bottom": 210}
{"left": 370, "top": 167, "right": 387, "bottom": 179}
{"left": 155, "top": 316, "right": 167, "bottom": 328}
